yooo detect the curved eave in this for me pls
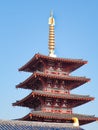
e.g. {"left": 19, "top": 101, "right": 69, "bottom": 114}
{"left": 16, "top": 72, "right": 90, "bottom": 89}
{"left": 20, "top": 112, "right": 98, "bottom": 126}
{"left": 12, "top": 90, "right": 94, "bottom": 108}
{"left": 19, "top": 53, "right": 87, "bottom": 73}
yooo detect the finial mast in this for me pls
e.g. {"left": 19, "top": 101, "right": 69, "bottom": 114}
{"left": 48, "top": 11, "right": 56, "bottom": 57}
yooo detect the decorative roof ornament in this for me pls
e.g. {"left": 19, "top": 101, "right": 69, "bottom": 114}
{"left": 72, "top": 117, "right": 79, "bottom": 127}
{"left": 48, "top": 11, "right": 55, "bottom": 26}
{"left": 48, "top": 11, "right": 56, "bottom": 57}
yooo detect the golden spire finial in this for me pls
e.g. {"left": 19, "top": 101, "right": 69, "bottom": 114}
{"left": 48, "top": 10, "right": 55, "bottom": 26}
{"left": 48, "top": 11, "right": 56, "bottom": 57}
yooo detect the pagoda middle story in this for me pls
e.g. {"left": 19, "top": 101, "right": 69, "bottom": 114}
{"left": 13, "top": 12, "right": 98, "bottom": 127}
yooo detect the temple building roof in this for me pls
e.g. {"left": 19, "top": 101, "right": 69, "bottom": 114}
{"left": 19, "top": 53, "right": 87, "bottom": 73}
{"left": 19, "top": 111, "right": 98, "bottom": 126}
{"left": 0, "top": 120, "right": 83, "bottom": 130}
{"left": 13, "top": 90, "right": 94, "bottom": 108}
{"left": 16, "top": 71, "right": 90, "bottom": 90}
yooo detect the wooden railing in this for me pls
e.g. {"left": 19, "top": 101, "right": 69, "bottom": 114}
{"left": 42, "top": 108, "right": 72, "bottom": 114}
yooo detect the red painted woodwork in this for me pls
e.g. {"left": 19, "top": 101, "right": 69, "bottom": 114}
{"left": 13, "top": 53, "right": 98, "bottom": 125}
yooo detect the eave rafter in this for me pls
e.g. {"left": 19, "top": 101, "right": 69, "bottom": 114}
{"left": 13, "top": 90, "right": 94, "bottom": 108}
{"left": 19, "top": 53, "right": 87, "bottom": 73}
{"left": 20, "top": 111, "right": 98, "bottom": 125}
{"left": 16, "top": 72, "right": 90, "bottom": 90}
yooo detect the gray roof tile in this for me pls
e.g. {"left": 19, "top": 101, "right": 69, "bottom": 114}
{"left": 0, "top": 120, "right": 84, "bottom": 130}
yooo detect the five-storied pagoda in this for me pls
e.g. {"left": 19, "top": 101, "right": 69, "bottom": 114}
{"left": 13, "top": 12, "right": 98, "bottom": 129}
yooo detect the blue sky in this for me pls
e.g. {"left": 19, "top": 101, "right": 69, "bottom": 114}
{"left": 0, "top": 0, "right": 98, "bottom": 129}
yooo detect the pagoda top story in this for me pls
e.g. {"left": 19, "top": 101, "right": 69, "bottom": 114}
{"left": 13, "top": 11, "right": 98, "bottom": 128}
{"left": 18, "top": 53, "right": 88, "bottom": 73}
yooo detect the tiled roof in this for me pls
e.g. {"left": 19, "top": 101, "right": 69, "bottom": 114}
{"left": 19, "top": 53, "right": 87, "bottom": 73}
{"left": 0, "top": 120, "right": 84, "bottom": 130}
{"left": 13, "top": 90, "right": 94, "bottom": 108}
{"left": 21, "top": 111, "right": 98, "bottom": 125}
{"left": 16, "top": 72, "right": 90, "bottom": 90}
